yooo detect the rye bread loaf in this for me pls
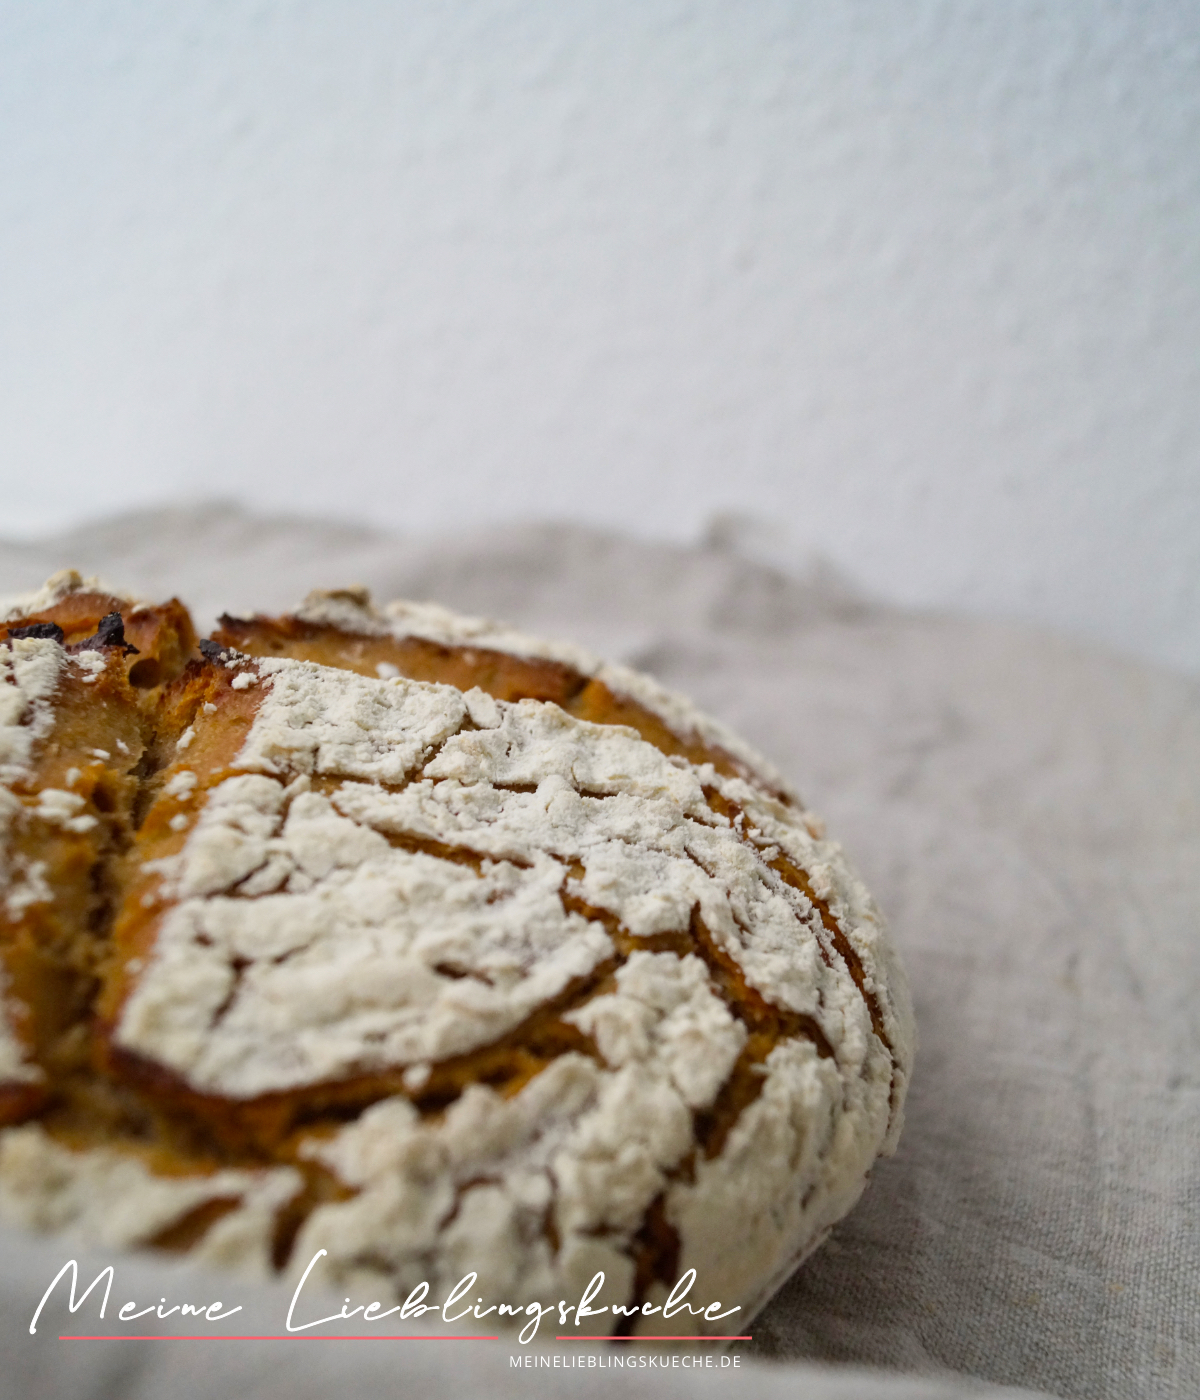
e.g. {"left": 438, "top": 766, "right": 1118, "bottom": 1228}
{"left": 0, "top": 571, "right": 914, "bottom": 1332}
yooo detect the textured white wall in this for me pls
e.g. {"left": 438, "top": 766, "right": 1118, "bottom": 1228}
{"left": 1, "top": 1, "right": 1198, "bottom": 670}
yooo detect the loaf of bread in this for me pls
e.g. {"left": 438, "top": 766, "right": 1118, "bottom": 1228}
{"left": 0, "top": 571, "right": 913, "bottom": 1331}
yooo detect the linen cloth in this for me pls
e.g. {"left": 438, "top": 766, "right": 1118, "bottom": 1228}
{"left": 0, "top": 506, "right": 1195, "bottom": 1400}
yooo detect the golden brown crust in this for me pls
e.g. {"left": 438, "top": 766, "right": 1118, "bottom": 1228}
{"left": 210, "top": 612, "right": 773, "bottom": 793}
{"left": 9, "top": 640, "right": 840, "bottom": 1177}
{"left": 0, "top": 597, "right": 200, "bottom": 1140}
{"left": 212, "top": 613, "right": 589, "bottom": 705}
{"left": 87, "top": 651, "right": 793, "bottom": 1164}
{"left": 2, "top": 593, "right": 198, "bottom": 693}
{"left": 0, "top": 590, "right": 910, "bottom": 1316}
{"left": 0, "top": 658, "right": 147, "bottom": 1125}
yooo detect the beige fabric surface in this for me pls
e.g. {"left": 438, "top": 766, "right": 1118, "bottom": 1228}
{"left": 0, "top": 506, "right": 1196, "bottom": 1400}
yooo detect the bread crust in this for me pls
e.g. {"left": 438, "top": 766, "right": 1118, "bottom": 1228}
{"left": 0, "top": 575, "right": 913, "bottom": 1333}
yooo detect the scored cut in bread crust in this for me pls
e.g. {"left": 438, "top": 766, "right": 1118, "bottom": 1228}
{"left": 0, "top": 575, "right": 914, "bottom": 1332}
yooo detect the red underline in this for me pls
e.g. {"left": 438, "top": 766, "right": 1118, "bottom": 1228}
{"left": 58, "top": 1333, "right": 748, "bottom": 1344}
{"left": 60, "top": 1335, "right": 497, "bottom": 1342}
{"left": 557, "top": 1336, "right": 751, "bottom": 1342}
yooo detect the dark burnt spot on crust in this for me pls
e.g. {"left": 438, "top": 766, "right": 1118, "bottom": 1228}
{"left": 3, "top": 594, "right": 198, "bottom": 700}
{"left": 198, "top": 638, "right": 237, "bottom": 664}
{"left": 5, "top": 622, "right": 65, "bottom": 645}
{"left": 71, "top": 611, "right": 139, "bottom": 657}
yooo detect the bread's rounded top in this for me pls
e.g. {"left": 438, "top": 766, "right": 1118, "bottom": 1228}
{"left": 0, "top": 574, "right": 913, "bottom": 1334}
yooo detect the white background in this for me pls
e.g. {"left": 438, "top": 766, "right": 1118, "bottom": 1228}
{"left": 1, "top": 1, "right": 1198, "bottom": 671}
